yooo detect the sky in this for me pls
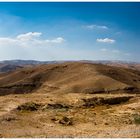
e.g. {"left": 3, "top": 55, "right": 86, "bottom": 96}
{"left": 0, "top": 2, "right": 139, "bottom": 62}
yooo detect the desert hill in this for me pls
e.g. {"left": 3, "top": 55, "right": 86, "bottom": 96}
{"left": 80, "top": 60, "right": 140, "bottom": 71}
{"left": 0, "top": 62, "right": 140, "bottom": 96}
{"left": 0, "top": 62, "right": 140, "bottom": 138}
{"left": 0, "top": 64, "right": 23, "bottom": 73}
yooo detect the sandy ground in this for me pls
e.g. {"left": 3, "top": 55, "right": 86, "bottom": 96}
{"left": 0, "top": 92, "right": 140, "bottom": 138}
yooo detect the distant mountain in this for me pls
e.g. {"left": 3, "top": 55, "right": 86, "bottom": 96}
{"left": 0, "top": 60, "right": 72, "bottom": 66}
{"left": 0, "top": 60, "right": 73, "bottom": 73}
{"left": 0, "top": 60, "right": 48, "bottom": 66}
{"left": 0, "top": 59, "right": 139, "bottom": 65}
{"left": 80, "top": 60, "right": 140, "bottom": 71}
{"left": 0, "top": 64, "right": 23, "bottom": 73}
{"left": 0, "top": 60, "right": 139, "bottom": 73}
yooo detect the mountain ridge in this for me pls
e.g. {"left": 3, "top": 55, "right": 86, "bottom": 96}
{"left": 0, "top": 59, "right": 140, "bottom": 73}
{"left": 0, "top": 62, "right": 139, "bottom": 96}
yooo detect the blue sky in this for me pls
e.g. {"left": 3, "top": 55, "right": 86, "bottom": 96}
{"left": 0, "top": 2, "right": 139, "bottom": 62}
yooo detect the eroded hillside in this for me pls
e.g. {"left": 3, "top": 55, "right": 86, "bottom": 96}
{"left": 0, "top": 62, "right": 140, "bottom": 95}
{"left": 0, "top": 62, "right": 140, "bottom": 138}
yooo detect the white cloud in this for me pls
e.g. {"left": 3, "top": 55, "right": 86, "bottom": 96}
{"left": 84, "top": 24, "right": 108, "bottom": 30}
{"left": 17, "top": 32, "right": 42, "bottom": 41}
{"left": 45, "top": 37, "right": 65, "bottom": 43}
{"left": 96, "top": 38, "right": 115, "bottom": 44}
{"left": 0, "top": 32, "right": 65, "bottom": 48}
{"left": 0, "top": 37, "right": 16, "bottom": 44}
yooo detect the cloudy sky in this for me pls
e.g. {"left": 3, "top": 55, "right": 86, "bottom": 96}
{"left": 0, "top": 2, "right": 139, "bottom": 62}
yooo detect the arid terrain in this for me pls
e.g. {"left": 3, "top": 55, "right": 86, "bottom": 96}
{"left": 0, "top": 61, "right": 140, "bottom": 138}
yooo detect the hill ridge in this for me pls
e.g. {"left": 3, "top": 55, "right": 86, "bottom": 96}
{"left": 0, "top": 62, "right": 139, "bottom": 96}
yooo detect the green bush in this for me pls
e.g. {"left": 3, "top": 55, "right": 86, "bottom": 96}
{"left": 133, "top": 114, "right": 140, "bottom": 124}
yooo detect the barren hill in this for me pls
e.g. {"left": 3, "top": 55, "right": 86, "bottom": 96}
{"left": 0, "top": 62, "right": 140, "bottom": 96}
{"left": 0, "top": 64, "right": 23, "bottom": 73}
{"left": 0, "top": 62, "right": 140, "bottom": 138}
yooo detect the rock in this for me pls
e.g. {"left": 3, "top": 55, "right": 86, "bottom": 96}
{"left": 59, "top": 117, "right": 73, "bottom": 125}
{"left": 51, "top": 116, "right": 73, "bottom": 126}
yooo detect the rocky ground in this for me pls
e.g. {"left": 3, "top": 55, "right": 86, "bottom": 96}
{"left": 0, "top": 62, "right": 140, "bottom": 138}
{"left": 0, "top": 92, "right": 140, "bottom": 138}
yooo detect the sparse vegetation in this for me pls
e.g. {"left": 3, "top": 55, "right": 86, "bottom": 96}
{"left": 83, "top": 88, "right": 105, "bottom": 94}
{"left": 82, "top": 96, "right": 133, "bottom": 107}
{"left": 133, "top": 114, "right": 140, "bottom": 124}
{"left": 0, "top": 62, "right": 140, "bottom": 137}
{"left": 42, "top": 103, "right": 71, "bottom": 111}
{"left": 51, "top": 116, "right": 73, "bottom": 126}
{"left": 17, "top": 102, "right": 42, "bottom": 111}
{"left": 2, "top": 116, "right": 17, "bottom": 122}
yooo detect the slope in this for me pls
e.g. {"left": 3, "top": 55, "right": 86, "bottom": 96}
{"left": 0, "top": 62, "right": 139, "bottom": 96}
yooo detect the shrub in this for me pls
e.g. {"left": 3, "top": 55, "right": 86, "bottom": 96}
{"left": 17, "top": 102, "right": 41, "bottom": 111}
{"left": 133, "top": 114, "right": 140, "bottom": 124}
{"left": 51, "top": 116, "right": 73, "bottom": 126}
